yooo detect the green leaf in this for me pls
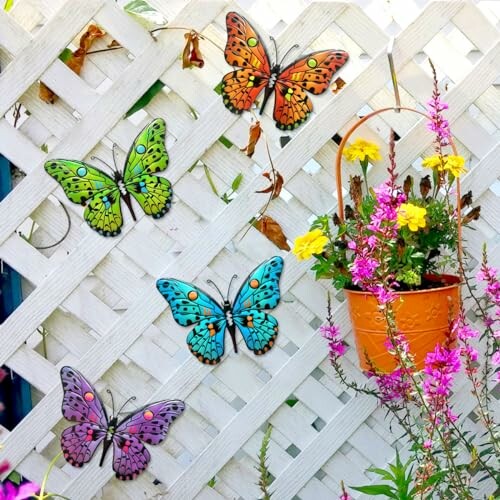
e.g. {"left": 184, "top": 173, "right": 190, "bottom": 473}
{"left": 214, "top": 81, "right": 223, "bottom": 95}
{"left": 231, "top": 173, "right": 243, "bottom": 191}
{"left": 125, "top": 80, "right": 165, "bottom": 118}
{"left": 350, "top": 484, "right": 398, "bottom": 497}
{"left": 218, "top": 135, "right": 233, "bottom": 149}
{"left": 366, "top": 466, "right": 397, "bottom": 482}
{"left": 3, "top": 0, "right": 13, "bottom": 11}
{"left": 40, "top": 143, "right": 49, "bottom": 153}
{"left": 58, "top": 48, "right": 73, "bottom": 63}
{"left": 203, "top": 165, "right": 219, "bottom": 197}
{"left": 124, "top": 0, "right": 166, "bottom": 28}
{"left": 207, "top": 476, "right": 216, "bottom": 488}
{"left": 7, "top": 471, "right": 22, "bottom": 485}
{"left": 285, "top": 398, "right": 298, "bottom": 407}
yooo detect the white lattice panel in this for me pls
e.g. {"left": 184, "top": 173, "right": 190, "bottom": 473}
{"left": 0, "top": 0, "right": 499, "bottom": 499}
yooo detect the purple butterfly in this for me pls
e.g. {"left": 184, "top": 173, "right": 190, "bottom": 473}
{"left": 59, "top": 366, "right": 185, "bottom": 480}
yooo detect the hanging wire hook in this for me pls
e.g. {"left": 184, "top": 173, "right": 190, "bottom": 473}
{"left": 30, "top": 200, "right": 72, "bottom": 250}
{"left": 387, "top": 37, "right": 401, "bottom": 113}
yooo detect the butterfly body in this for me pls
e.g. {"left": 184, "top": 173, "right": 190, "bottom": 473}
{"left": 222, "top": 12, "right": 349, "bottom": 130}
{"left": 45, "top": 118, "right": 172, "bottom": 236}
{"left": 60, "top": 366, "right": 185, "bottom": 480}
{"left": 156, "top": 256, "right": 284, "bottom": 364}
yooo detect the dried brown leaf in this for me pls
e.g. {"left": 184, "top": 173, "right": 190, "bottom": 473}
{"left": 255, "top": 170, "right": 284, "bottom": 200}
{"left": 182, "top": 31, "right": 204, "bottom": 69}
{"left": 240, "top": 120, "right": 262, "bottom": 157}
{"left": 256, "top": 215, "right": 290, "bottom": 251}
{"left": 462, "top": 206, "right": 481, "bottom": 224}
{"left": 419, "top": 175, "right": 431, "bottom": 198}
{"left": 39, "top": 25, "right": 105, "bottom": 104}
{"left": 349, "top": 175, "right": 362, "bottom": 210}
{"left": 460, "top": 190, "right": 473, "bottom": 209}
{"left": 403, "top": 175, "right": 413, "bottom": 197}
{"left": 331, "top": 77, "right": 346, "bottom": 94}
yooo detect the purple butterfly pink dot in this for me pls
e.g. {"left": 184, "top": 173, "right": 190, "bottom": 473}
{"left": 84, "top": 392, "right": 94, "bottom": 401}
{"left": 143, "top": 410, "right": 154, "bottom": 421}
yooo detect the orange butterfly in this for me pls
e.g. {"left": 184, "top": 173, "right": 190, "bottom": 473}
{"left": 221, "top": 12, "right": 349, "bottom": 130}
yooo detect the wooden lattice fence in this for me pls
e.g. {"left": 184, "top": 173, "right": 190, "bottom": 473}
{"left": 0, "top": 0, "right": 499, "bottom": 498}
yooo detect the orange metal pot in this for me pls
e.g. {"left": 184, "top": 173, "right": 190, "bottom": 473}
{"left": 344, "top": 275, "right": 461, "bottom": 372}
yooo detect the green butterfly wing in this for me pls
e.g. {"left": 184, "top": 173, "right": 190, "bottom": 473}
{"left": 123, "top": 118, "right": 173, "bottom": 218}
{"left": 84, "top": 188, "right": 123, "bottom": 236}
{"left": 126, "top": 174, "right": 172, "bottom": 218}
{"left": 44, "top": 160, "right": 124, "bottom": 236}
{"left": 123, "top": 118, "right": 169, "bottom": 181}
{"left": 44, "top": 160, "right": 117, "bottom": 204}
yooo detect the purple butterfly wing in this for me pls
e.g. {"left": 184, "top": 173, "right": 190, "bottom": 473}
{"left": 112, "top": 434, "right": 151, "bottom": 480}
{"left": 111, "top": 400, "right": 185, "bottom": 480}
{"left": 60, "top": 366, "right": 108, "bottom": 428}
{"left": 115, "top": 400, "right": 185, "bottom": 445}
{"left": 61, "top": 422, "right": 107, "bottom": 467}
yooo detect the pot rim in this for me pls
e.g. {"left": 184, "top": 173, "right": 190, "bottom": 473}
{"left": 343, "top": 274, "right": 462, "bottom": 297}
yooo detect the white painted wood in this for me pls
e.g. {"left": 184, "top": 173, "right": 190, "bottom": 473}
{"left": 0, "top": 1, "right": 498, "bottom": 499}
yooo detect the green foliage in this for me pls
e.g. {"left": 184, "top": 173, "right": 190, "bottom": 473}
{"left": 6, "top": 471, "right": 22, "bottom": 485}
{"left": 125, "top": 80, "right": 165, "bottom": 118}
{"left": 220, "top": 173, "right": 243, "bottom": 204}
{"left": 124, "top": 0, "right": 166, "bottom": 29}
{"left": 207, "top": 476, "right": 217, "bottom": 488}
{"left": 58, "top": 48, "right": 73, "bottom": 63}
{"left": 40, "top": 143, "right": 49, "bottom": 154}
{"left": 218, "top": 135, "right": 233, "bottom": 149}
{"left": 256, "top": 424, "right": 273, "bottom": 500}
{"left": 351, "top": 451, "right": 445, "bottom": 500}
{"left": 213, "top": 81, "right": 223, "bottom": 95}
{"left": 3, "top": 0, "right": 13, "bottom": 11}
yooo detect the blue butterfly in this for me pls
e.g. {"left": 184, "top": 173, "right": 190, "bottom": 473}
{"left": 156, "top": 256, "right": 284, "bottom": 364}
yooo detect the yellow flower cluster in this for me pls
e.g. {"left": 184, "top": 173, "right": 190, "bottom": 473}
{"left": 422, "top": 155, "right": 466, "bottom": 177}
{"left": 292, "top": 229, "right": 328, "bottom": 261}
{"left": 343, "top": 138, "right": 382, "bottom": 163}
{"left": 397, "top": 203, "right": 427, "bottom": 232}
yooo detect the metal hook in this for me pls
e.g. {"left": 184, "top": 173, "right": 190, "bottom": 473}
{"left": 387, "top": 37, "right": 401, "bottom": 113}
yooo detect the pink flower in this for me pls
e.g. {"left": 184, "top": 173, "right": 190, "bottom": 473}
{"left": 371, "top": 368, "right": 412, "bottom": 403}
{"left": 0, "top": 462, "right": 10, "bottom": 475}
{"left": 350, "top": 254, "right": 378, "bottom": 285}
{"left": 492, "top": 351, "right": 500, "bottom": 366}
{"left": 320, "top": 324, "right": 347, "bottom": 358}
{"left": 423, "top": 344, "right": 460, "bottom": 424}
{"left": 0, "top": 482, "right": 39, "bottom": 500}
{"left": 423, "top": 439, "right": 433, "bottom": 450}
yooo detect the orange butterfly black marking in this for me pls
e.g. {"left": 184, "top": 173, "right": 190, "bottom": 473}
{"left": 221, "top": 11, "right": 349, "bottom": 130}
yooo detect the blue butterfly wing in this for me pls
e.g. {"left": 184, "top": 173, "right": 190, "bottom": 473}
{"left": 187, "top": 317, "right": 227, "bottom": 364}
{"left": 232, "top": 256, "right": 284, "bottom": 355}
{"left": 156, "top": 279, "right": 224, "bottom": 326}
{"left": 234, "top": 311, "right": 279, "bottom": 354}
{"left": 233, "top": 256, "right": 284, "bottom": 312}
{"left": 156, "top": 278, "right": 227, "bottom": 364}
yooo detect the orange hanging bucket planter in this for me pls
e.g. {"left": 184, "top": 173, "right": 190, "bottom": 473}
{"left": 344, "top": 274, "right": 461, "bottom": 372}
{"left": 335, "top": 107, "right": 464, "bottom": 373}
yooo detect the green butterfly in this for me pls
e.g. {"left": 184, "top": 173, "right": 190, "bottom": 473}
{"left": 44, "top": 118, "right": 172, "bottom": 237}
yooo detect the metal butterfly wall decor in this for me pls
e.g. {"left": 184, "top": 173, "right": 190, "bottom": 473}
{"left": 45, "top": 118, "right": 172, "bottom": 237}
{"left": 221, "top": 11, "right": 349, "bottom": 130}
{"left": 59, "top": 366, "right": 185, "bottom": 480}
{"left": 156, "top": 256, "right": 284, "bottom": 364}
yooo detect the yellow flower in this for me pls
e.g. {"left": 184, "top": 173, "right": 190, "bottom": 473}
{"left": 422, "top": 155, "right": 467, "bottom": 177}
{"left": 292, "top": 229, "right": 329, "bottom": 260}
{"left": 397, "top": 203, "right": 427, "bottom": 232}
{"left": 444, "top": 155, "right": 466, "bottom": 177}
{"left": 343, "top": 138, "right": 382, "bottom": 163}
{"left": 422, "top": 155, "right": 445, "bottom": 171}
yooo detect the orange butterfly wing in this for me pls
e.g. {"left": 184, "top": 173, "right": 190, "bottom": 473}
{"left": 273, "top": 50, "right": 349, "bottom": 130}
{"left": 222, "top": 12, "right": 271, "bottom": 113}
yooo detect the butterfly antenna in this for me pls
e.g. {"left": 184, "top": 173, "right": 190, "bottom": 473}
{"left": 90, "top": 156, "right": 115, "bottom": 174}
{"left": 106, "top": 389, "right": 116, "bottom": 417}
{"left": 269, "top": 35, "right": 279, "bottom": 65}
{"left": 111, "top": 143, "right": 120, "bottom": 174}
{"left": 226, "top": 274, "right": 239, "bottom": 301}
{"left": 279, "top": 43, "right": 299, "bottom": 67}
{"left": 117, "top": 396, "right": 137, "bottom": 416}
{"left": 206, "top": 279, "right": 225, "bottom": 301}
